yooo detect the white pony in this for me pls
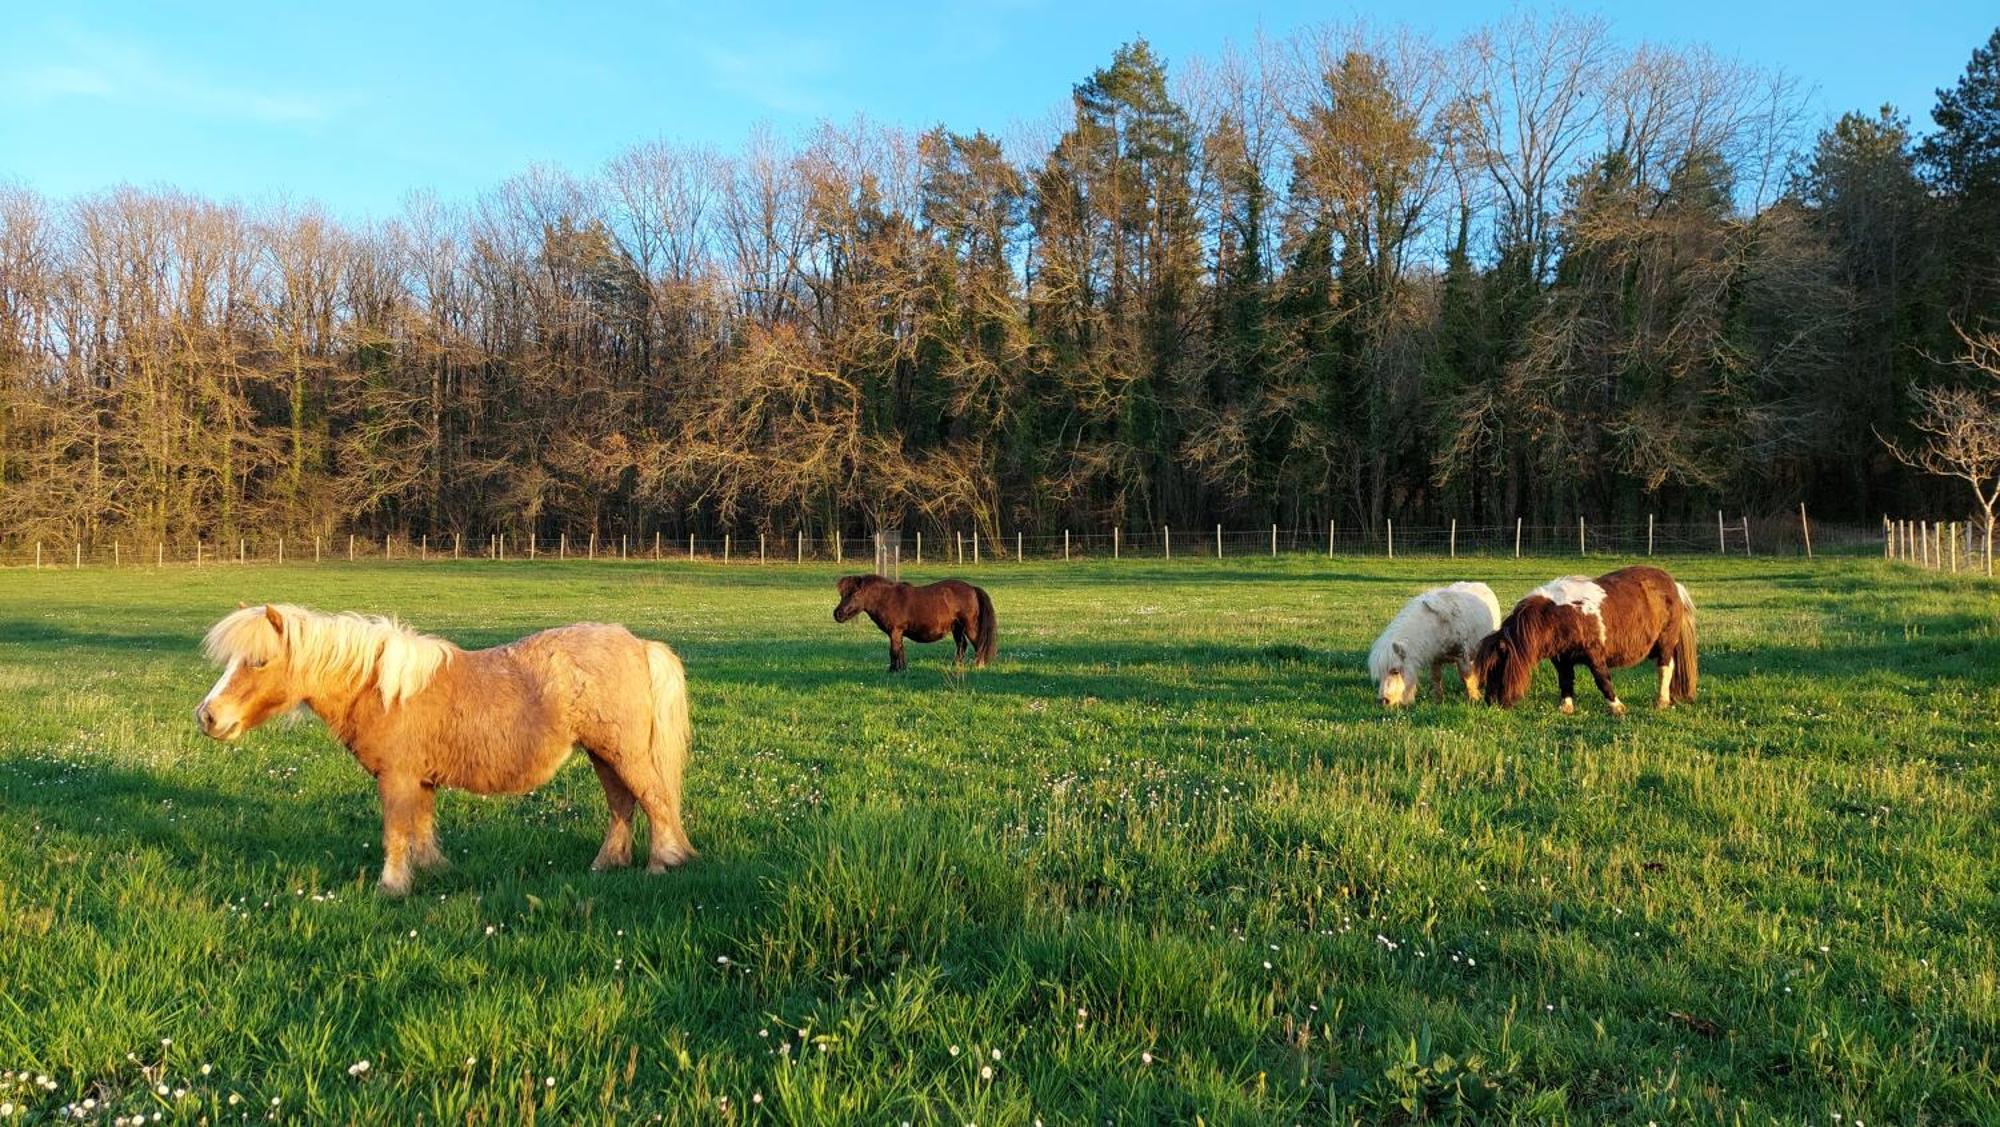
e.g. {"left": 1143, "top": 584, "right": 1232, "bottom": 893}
{"left": 1368, "top": 582, "right": 1504, "bottom": 707}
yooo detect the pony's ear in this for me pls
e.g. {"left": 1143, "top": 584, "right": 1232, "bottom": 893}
{"left": 1419, "top": 596, "right": 1446, "bottom": 617}
{"left": 237, "top": 600, "right": 248, "bottom": 610}
{"left": 1392, "top": 641, "right": 1407, "bottom": 659}
{"left": 263, "top": 604, "right": 285, "bottom": 633}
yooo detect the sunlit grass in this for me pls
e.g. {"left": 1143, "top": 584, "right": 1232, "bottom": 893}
{"left": 0, "top": 556, "right": 1994, "bottom": 1123}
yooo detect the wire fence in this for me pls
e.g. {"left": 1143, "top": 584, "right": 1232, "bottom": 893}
{"left": 1883, "top": 516, "right": 1995, "bottom": 575}
{"left": 4, "top": 513, "right": 1972, "bottom": 571}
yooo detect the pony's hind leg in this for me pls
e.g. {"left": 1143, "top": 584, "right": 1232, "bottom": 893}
{"left": 1555, "top": 661, "right": 1578, "bottom": 714}
{"left": 952, "top": 622, "right": 969, "bottom": 666}
{"left": 588, "top": 755, "right": 638, "bottom": 871}
{"left": 1655, "top": 654, "right": 1677, "bottom": 709}
{"left": 601, "top": 747, "right": 694, "bottom": 872}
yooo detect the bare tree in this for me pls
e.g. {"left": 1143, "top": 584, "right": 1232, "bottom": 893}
{"left": 1882, "top": 326, "right": 2000, "bottom": 575}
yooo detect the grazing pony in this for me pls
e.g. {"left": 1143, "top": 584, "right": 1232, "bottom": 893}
{"left": 833, "top": 575, "right": 996, "bottom": 671}
{"left": 1472, "top": 566, "right": 1697, "bottom": 715}
{"left": 197, "top": 604, "right": 694, "bottom": 895}
{"left": 1368, "top": 581, "right": 1504, "bottom": 707}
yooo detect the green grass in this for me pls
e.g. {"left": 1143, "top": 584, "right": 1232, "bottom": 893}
{"left": 0, "top": 556, "right": 1994, "bottom": 1124}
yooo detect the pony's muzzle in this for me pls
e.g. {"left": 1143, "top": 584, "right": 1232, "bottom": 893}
{"left": 195, "top": 703, "right": 239, "bottom": 741}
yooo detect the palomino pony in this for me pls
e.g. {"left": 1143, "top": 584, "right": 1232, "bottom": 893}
{"left": 197, "top": 604, "right": 694, "bottom": 895}
{"left": 1471, "top": 566, "right": 1698, "bottom": 714}
{"left": 833, "top": 575, "right": 996, "bottom": 671}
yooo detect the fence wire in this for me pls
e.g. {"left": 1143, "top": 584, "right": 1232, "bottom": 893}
{"left": 6, "top": 518, "right": 1974, "bottom": 570}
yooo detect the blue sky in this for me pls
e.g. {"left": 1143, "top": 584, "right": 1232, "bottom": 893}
{"left": 1, "top": 1, "right": 1993, "bottom": 219}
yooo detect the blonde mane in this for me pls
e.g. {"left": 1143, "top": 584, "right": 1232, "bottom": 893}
{"left": 202, "top": 604, "right": 455, "bottom": 710}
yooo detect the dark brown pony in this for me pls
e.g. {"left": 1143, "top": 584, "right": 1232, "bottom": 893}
{"left": 834, "top": 575, "right": 996, "bottom": 671}
{"left": 1472, "top": 566, "right": 1697, "bottom": 714}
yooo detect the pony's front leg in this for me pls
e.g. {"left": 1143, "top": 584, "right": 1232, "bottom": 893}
{"left": 1458, "top": 657, "right": 1482, "bottom": 702}
{"left": 1555, "top": 661, "right": 1578, "bottom": 715}
{"left": 888, "top": 628, "right": 907, "bottom": 673}
{"left": 409, "top": 783, "right": 448, "bottom": 871}
{"left": 1585, "top": 661, "right": 1625, "bottom": 716}
{"left": 376, "top": 774, "right": 428, "bottom": 896}
{"left": 1430, "top": 661, "right": 1446, "bottom": 702}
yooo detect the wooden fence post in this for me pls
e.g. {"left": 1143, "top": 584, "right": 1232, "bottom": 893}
{"left": 1515, "top": 517, "right": 1522, "bottom": 559}
{"left": 1799, "top": 503, "right": 1813, "bottom": 560}
{"left": 1449, "top": 519, "right": 1457, "bottom": 559}
{"left": 315, "top": 537, "right": 321, "bottom": 563}
{"left": 589, "top": 533, "right": 597, "bottom": 560}
{"left": 956, "top": 530, "right": 964, "bottom": 564}
{"left": 1017, "top": 531, "right": 1023, "bottom": 561}
{"left": 1164, "top": 525, "right": 1171, "bottom": 561}
{"left": 1328, "top": 519, "right": 1334, "bottom": 560}
{"left": 35, "top": 541, "right": 42, "bottom": 568}
{"left": 1920, "top": 520, "right": 1929, "bottom": 568}
{"left": 1717, "top": 511, "right": 1726, "bottom": 555}
{"left": 1216, "top": 523, "right": 1222, "bottom": 559}
{"left": 916, "top": 531, "right": 921, "bottom": 564}
{"left": 1064, "top": 529, "right": 1070, "bottom": 561}
{"left": 453, "top": 532, "right": 461, "bottom": 559}
{"left": 654, "top": 531, "right": 662, "bottom": 560}
{"left": 75, "top": 543, "right": 82, "bottom": 569}
{"left": 797, "top": 530, "right": 804, "bottom": 564}
{"left": 1950, "top": 522, "right": 1959, "bottom": 573}
{"left": 724, "top": 534, "right": 731, "bottom": 563}
{"left": 761, "top": 533, "right": 767, "bottom": 564}
{"left": 276, "top": 538, "right": 282, "bottom": 565}
{"left": 347, "top": 534, "right": 354, "bottom": 561}
{"left": 115, "top": 541, "right": 121, "bottom": 567}
{"left": 1271, "top": 523, "right": 1277, "bottom": 558}
{"left": 690, "top": 534, "right": 696, "bottom": 560}
{"left": 1648, "top": 514, "right": 1655, "bottom": 557}
{"left": 1386, "top": 519, "right": 1394, "bottom": 559}
{"left": 1578, "top": 517, "right": 1586, "bottom": 556}
{"left": 973, "top": 530, "right": 980, "bottom": 564}
{"left": 622, "top": 534, "right": 628, "bottom": 560}
{"left": 560, "top": 533, "right": 567, "bottom": 560}
{"left": 1741, "top": 516, "right": 1751, "bottom": 557}
{"left": 1114, "top": 527, "right": 1120, "bottom": 559}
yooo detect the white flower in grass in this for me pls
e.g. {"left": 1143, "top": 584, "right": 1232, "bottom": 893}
{"left": 1140, "top": 1051, "right": 1153, "bottom": 1065}
{"left": 752, "top": 1093, "right": 762, "bottom": 1105}
{"left": 271, "top": 1097, "right": 281, "bottom": 1106}
{"left": 980, "top": 1066, "right": 994, "bottom": 1081}
{"left": 200, "top": 1064, "right": 212, "bottom": 1076}
{"left": 228, "top": 1093, "right": 242, "bottom": 1106}
{"left": 155, "top": 1084, "right": 170, "bottom": 1095}
{"left": 990, "top": 1048, "right": 1002, "bottom": 1061}
{"left": 544, "top": 1077, "right": 555, "bottom": 1088}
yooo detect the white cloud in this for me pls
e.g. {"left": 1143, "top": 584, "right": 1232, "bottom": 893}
{"left": 694, "top": 33, "right": 841, "bottom": 116}
{"left": 1, "top": 26, "right": 352, "bottom": 126}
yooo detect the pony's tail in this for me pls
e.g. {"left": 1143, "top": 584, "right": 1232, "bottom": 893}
{"left": 644, "top": 641, "right": 696, "bottom": 856}
{"left": 1672, "top": 590, "right": 1699, "bottom": 703}
{"left": 974, "top": 586, "right": 998, "bottom": 668}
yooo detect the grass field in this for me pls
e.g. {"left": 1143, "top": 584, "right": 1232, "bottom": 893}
{"left": 0, "top": 556, "right": 1994, "bottom": 1124}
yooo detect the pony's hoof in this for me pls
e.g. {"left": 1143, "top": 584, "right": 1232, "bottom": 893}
{"left": 1655, "top": 698, "right": 1672, "bottom": 710}
{"left": 377, "top": 875, "right": 412, "bottom": 898}
{"left": 1560, "top": 699, "right": 1576, "bottom": 715}
{"left": 1608, "top": 700, "right": 1628, "bottom": 717}
{"left": 591, "top": 853, "right": 632, "bottom": 872}
{"left": 646, "top": 847, "right": 695, "bottom": 873}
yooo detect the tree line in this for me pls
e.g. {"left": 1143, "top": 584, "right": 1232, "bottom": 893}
{"left": 2, "top": 13, "right": 1997, "bottom": 548}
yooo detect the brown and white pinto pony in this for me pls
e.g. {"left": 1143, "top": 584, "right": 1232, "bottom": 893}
{"left": 197, "top": 604, "right": 694, "bottom": 895}
{"left": 834, "top": 575, "right": 996, "bottom": 671}
{"left": 1472, "top": 566, "right": 1697, "bottom": 715}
